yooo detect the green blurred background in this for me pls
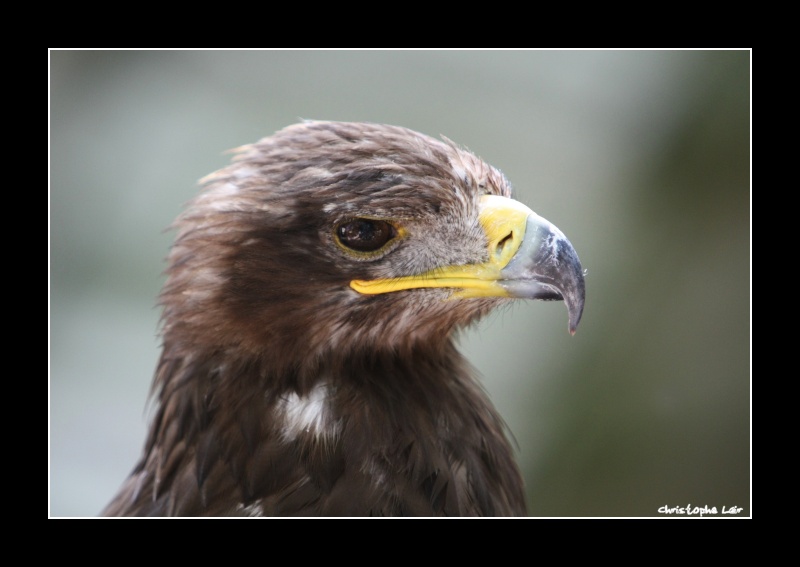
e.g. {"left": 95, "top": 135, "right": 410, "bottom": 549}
{"left": 50, "top": 50, "right": 750, "bottom": 517}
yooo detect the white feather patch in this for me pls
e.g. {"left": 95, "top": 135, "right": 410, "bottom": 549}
{"left": 277, "top": 382, "right": 339, "bottom": 442}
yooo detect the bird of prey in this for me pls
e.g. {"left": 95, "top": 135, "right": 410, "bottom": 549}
{"left": 102, "top": 121, "right": 585, "bottom": 517}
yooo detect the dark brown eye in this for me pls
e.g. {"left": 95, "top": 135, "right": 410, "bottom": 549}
{"left": 336, "top": 219, "right": 396, "bottom": 252}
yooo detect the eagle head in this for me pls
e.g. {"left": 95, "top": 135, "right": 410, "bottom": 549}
{"left": 104, "top": 121, "right": 585, "bottom": 516}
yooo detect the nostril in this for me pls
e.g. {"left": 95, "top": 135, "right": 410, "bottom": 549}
{"left": 496, "top": 232, "right": 513, "bottom": 257}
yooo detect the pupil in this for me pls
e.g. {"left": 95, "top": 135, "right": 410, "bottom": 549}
{"left": 355, "top": 221, "right": 374, "bottom": 241}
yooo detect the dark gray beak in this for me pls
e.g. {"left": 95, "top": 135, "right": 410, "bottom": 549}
{"left": 499, "top": 213, "right": 585, "bottom": 334}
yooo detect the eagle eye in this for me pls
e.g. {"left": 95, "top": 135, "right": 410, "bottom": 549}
{"left": 336, "top": 219, "right": 397, "bottom": 253}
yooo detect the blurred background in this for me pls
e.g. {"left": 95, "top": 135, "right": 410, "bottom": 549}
{"left": 50, "top": 50, "right": 750, "bottom": 517}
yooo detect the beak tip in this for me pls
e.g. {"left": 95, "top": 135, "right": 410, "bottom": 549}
{"left": 568, "top": 309, "right": 582, "bottom": 336}
{"left": 565, "top": 285, "right": 585, "bottom": 336}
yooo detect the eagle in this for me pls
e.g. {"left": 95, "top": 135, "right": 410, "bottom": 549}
{"left": 102, "top": 121, "right": 585, "bottom": 517}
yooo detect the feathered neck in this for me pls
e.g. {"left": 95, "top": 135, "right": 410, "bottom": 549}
{"left": 104, "top": 338, "right": 526, "bottom": 516}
